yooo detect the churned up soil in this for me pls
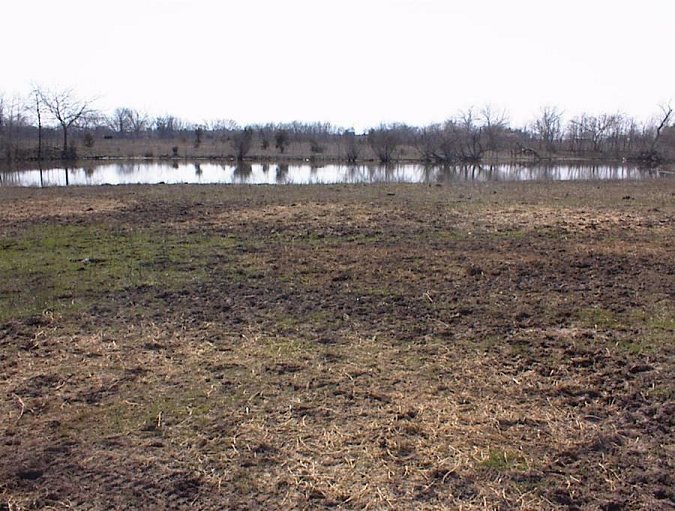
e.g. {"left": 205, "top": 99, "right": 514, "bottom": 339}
{"left": 0, "top": 179, "right": 673, "bottom": 510}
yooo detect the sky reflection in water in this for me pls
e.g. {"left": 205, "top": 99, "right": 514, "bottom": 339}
{"left": 0, "top": 162, "right": 667, "bottom": 187}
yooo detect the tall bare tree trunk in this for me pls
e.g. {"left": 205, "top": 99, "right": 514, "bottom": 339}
{"left": 650, "top": 106, "right": 673, "bottom": 154}
{"left": 34, "top": 92, "right": 43, "bottom": 161}
{"left": 62, "top": 123, "right": 68, "bottom": 157}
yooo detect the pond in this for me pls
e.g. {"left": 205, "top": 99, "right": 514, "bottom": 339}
{"left": 0, "top": 161, "right": 668, "bottom": 187}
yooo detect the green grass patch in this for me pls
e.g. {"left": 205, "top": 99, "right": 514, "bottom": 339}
{"left": 0, "top": 223, "right": 237, "bottom": 323}
{"left": 579, "top": 301, "right": 675, "bottom": 354}
{"left": 630, "top": 301, "right": 675, "bottom": 333}
{"left": 576, "top": 307, "right": 621, "bottom": 329}
{"left": 476, "top": 334, "right": 502, "bottom": 352}
{"left": 478, "top": 449, "right": 526, "bottom": 472}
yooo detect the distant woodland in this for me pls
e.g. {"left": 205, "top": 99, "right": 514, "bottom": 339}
{"left": 1, "top": 87, "right": 673, "bottom": 165}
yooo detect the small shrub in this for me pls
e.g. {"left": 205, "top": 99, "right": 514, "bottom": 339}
{"left": 344, "top": 132, "right": 361, "bottom": 163}
{"left": 63, "top": 144, "right": 78, "bottom": 160}
{"left": 232, "top": 127, "right": 254, "bottom": 161}
{"left": 310, "top": 140, "right": 324, "bottom": 154}
{"left": 275, "top": 130, "right": 289, "bottom": 153}
{"left": 83, "top": 133, "right": 95, "bottom": 148}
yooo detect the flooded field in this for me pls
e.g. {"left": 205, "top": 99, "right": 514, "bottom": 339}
{"left": 0, "top": 160, "right": 668, "bottom": 187}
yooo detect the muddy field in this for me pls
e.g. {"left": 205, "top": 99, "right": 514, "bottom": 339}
{"left": 0, "top": 180, "right": 673, "bottom": 510}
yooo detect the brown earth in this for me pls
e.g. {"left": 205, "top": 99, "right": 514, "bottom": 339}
{"left": 0, "top": 180, "right": 673, "bottom": 510}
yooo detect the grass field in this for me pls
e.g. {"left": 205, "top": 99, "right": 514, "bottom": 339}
{"left": 0, "top": 180, "right": 673, "bottom": 510}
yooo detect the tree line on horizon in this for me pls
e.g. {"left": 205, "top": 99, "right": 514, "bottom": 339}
{"left": 0, "top": 87, "right": 673, "bottom": 165}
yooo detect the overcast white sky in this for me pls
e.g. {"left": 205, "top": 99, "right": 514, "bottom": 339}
{"left": 2, "top": 0, "right": 673, "bottom": 130}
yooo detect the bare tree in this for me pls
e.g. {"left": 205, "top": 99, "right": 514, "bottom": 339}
{"left": 605, "top": 114, "right": 627, "bottom": 156}
{"left": 0, "top": 94, "right": 6, "bottom": 158}
{"left": 0, "top": 94, "right": 29, "bottom": 161}
{"left": 342, "top": 130, "right": 361, "bottom": 163}
{"left": 415, "top": 125, "right": 440, "bottom": 162}
{"left": 415, "top": 123, "right": 461, "bottom": 163}
{"left": 438, "top": 121, "right": 463, "bottom": 162}
{"left": 154, "top": 115, "right": 185, "bottom": 138}
{"left": 127, "top": 109, "right": 149, "bottom": 137}
{"left": 32, "top": 89, "right": 44, "bottom": 160}
{"left": 570, "top": 113, "right": 615, "bottom": 153}
{"left": 480, "top": 105, "right": 509, "bottom": 152}
{"left": 649, "top": 104, "right": 673, "bottom": 154}
{"left": 206, "top": 118, "right": 238, "bottom": 139}
{"left": 625, "top": 104, "right": 675, "bottom": 163}
{"left": 456, "top": 109, "right": 485, "bottom": 162}
{"left": 660, "top": 121, "right": 675, "bottom": 158}
{"left": 108, "top": 107, "right": 132, "bottom": 135}
{"left": 533, "top": 106, "right": 563, "bottom": 152}
{"left": 368, "top": 124, "right": 401, "bottom": 163}
{"left": 37, "top": 87, "right": 95, "bottom": 158}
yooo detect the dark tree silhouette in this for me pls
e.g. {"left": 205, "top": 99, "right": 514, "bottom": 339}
{"left": 232, "top": 127, "right": 254, "bottom": 160}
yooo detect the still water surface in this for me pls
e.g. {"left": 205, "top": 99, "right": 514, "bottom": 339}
{"left": 0, "top": 161, "right": 668, "bottom": 187}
